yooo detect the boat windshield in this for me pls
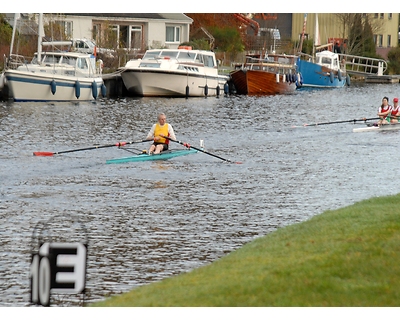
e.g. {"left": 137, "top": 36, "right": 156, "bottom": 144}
{"left": 43, "top": 55, "right": 61, "bottom": 64}
{"left": 143, "top": 51, "right": 161, "bottom": 59}
{"left": 177, "top": 51, "right": 196, "bottom": 61}
{"left": 159, "top": 51, "right": 179, "bottom": 59}
{"left": 62, "top": 56, "right": 77, "bottom": 66}
{"left": 143, "top": 50, "right": 180, "bottom": 59}
{"left": 77, "top": 57, "right": 89, "bottom": 69}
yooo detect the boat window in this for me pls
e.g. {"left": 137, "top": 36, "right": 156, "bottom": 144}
{"left": 143, "top": 51, "right": 161, "bottom": 59}
{"left": 203, "top": 55, "right": 215, "bottom": 67}
{"left": 177, "top": 51, "right": 196, "bottom": 61}
{"left": 43, "top": 55, "right": 61, "bottom": 64}
{"left": 321, "top": 57, "right": 331, "bottom": 64}
{"left": 77, "top": 58, "right": 88, "bottom": 69}
{"left": 75, "top": 40, "right": 90, "bottom": 49}
{"left": 159, "top": 51, "right": 179, "bottom": 58}
{"left": 139, "top": 62, "right": 161, "bottom": 68}
{"left": 63, "top": 56, "right": 77, "bottom": 66}
{"left": 195, "top": 54, "right": 203, "bottom": 64}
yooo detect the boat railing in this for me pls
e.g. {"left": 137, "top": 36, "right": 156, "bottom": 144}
{"left": 5, "top": 54, "right": 32, "bottom": 70}
{"left": 338, "top": 53, "right": 387, "bottom": 76}
{"left": 297, "top": 52, "right": 314, "bottom": 62}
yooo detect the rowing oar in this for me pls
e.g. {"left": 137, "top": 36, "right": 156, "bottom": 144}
{"left": 33, "top": 139, "right": 150, "bottom": 156}
{"left": 164, "top": 136, "right": 242, "bottom": 164}
{"left": 292, "top": 117, "right": 381, "bottom": 128}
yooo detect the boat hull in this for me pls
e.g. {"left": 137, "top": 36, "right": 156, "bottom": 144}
{"left": 353, "top": 123, "right": 400, "bottom": 132}
{"left": 229, "top": 69, "right": 297, "bottom": 95}
{"left": 121, "top": 69, "right": 227, "bottom": 97}
{"left": 297, "top": 59, "right": 347, "bottom": 88}
{"left": 5, "top": 69, "right": 103, "bottom": 102}
{"left": 106, "top": 149, "right": 198, "bottom": 164}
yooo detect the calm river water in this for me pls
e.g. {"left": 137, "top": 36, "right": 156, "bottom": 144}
{"left": 1, "top": 82, "right": 400, "bottom": 306}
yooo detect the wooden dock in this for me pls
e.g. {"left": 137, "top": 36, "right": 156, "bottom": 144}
{"left": 365, "top": 74, "right": 400, "bottom": 84}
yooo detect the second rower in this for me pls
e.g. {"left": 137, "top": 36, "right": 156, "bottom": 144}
{"left": 390, "top": 97, "right": 400, "bottom": 123}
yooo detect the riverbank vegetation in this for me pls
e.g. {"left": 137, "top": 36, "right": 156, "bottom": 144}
{"left": 91, "top": 194, "right": 400, "bottom": 307}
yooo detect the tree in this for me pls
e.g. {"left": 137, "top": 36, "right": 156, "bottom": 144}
{"left": 185, "top": 13, "right": 245, "bottom": 55}
{"left": 335, "top": 13, "right": 383, "bottom": 57}
{"left": 0, "top": 14, "right": 13, "bottom": 70}
{"left": 387, "top": 47, "right": 400, "bottom": 74}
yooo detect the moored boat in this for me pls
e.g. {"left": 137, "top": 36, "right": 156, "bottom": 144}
{"left": 4, "top": 13, "right": 105, "bottom": 102}
{"left": 229, "top": 53, "right": 298, "bottom": 95}
{"left": 296, "top": 14, "right": 349, "bottom": 89}
{"left": 106, "top": 149, "right": 198, "bottom": 164}
{"left": 119, "top": 47, "right": 229, "bottom": 97}
{"left": 297, "top": 49, "right": 349, "bottom": 88}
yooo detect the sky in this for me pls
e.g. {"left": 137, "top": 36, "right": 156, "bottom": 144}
{"left": 2, "top": 2, "right": 400, "bottom": 13}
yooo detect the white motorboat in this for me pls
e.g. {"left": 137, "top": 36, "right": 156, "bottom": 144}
{"left": 4, "top": 14, "right": 105, "bottom": 102}
{"left": 119, "top": 46, "right": 229, "bottom": 97}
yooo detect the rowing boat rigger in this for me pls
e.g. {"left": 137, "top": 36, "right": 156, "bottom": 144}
{"left": 106, "top": 149, "right": 198, "bottom": 164}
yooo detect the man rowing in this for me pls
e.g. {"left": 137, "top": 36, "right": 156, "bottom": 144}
{"left": 146, "top": 113, "right": 176, "bottom": 154}
{"left": 377, "top": 96, "right": 392, "bottom": 125}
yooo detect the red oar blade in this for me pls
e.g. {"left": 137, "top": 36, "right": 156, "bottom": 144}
{"left": 33, "top": 151, "right": 55, "bottom": 156}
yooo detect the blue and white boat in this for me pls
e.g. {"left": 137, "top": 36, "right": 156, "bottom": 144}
{"left": 296, "top": 13, "right": 350, "bottom": 89}
{"left": 296, "top": 49, "right": 350, "bottom": 88}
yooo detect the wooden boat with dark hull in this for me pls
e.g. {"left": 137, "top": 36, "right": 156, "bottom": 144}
{"left": 230, "top": 53, "right": 299, "bottom": 95}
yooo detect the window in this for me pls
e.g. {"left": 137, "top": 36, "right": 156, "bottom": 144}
{"left": 93, "top": 24, "right": 101, "bottom": 43}
{"left": 378, "top": 34, "right": 383, "bottom": 47}
{"left": 380, "top": 13, "right": 384, "bottom": 19}
{"left": 120, "top": 25, "right": 128, "bottom": 48}
{"left": 166, "top": 26, "right": 180, "bottom": 43}
{"left": 203, "top": 55, "right": 215, "bottom": 67}
{"left": 389, "top": 13, "right": 393, "bottom": 20}
{"left": 55, "top": 20, "right": 73, "bottom": 38}
{"left": 130, "top": 26, "right": 142, "bottom": 50}
{"left": 387, "top": 34, "right": 391, "bottom": 47}
{"left": 77, "top": 58, "right": 88, "bottom": 69}
{"left": 109, "top": 25, "right": 119, "bottom": 48}
{"left": 298, "top": 33, "right": 309, "bottom": 40}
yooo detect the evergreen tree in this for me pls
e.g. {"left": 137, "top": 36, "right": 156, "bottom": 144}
{"left": 361, "top": 15, "right": 377, "bottom": 57}
{"left": 347, "top": 14, "right": 364, "bottom": 56}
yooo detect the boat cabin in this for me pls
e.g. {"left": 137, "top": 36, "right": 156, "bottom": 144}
{"left": 234, "top": 53, "right": 297, "bottom": 75}
{"left": 137, "top": 48, "right": 218, "bottom": 70}
{"left": 15, "top": 52, "right": 98, "bottom": 78}
{"left": 315, "top": 51, "right": 340, "bottom": 71}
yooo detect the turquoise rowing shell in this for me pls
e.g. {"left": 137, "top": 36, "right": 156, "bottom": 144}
{"left": 106, "top": 149, "right": 198, "bottom": 164}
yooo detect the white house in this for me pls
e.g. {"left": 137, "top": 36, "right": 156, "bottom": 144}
{"left": 5, "top": 13, "right": 193, "bottom": 52}
{"left": 57, "top": 13, "right": 193, "bottom": 52}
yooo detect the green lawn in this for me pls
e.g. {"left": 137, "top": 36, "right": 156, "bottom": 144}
{"left": 90, "top": 194, "right": 400, "bottom": 307}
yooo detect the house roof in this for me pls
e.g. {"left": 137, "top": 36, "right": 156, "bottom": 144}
{"left": 64, "top": 13, "right": 193, "bottom": 22}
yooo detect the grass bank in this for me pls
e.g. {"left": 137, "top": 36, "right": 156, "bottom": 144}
{"left": 91, "top": 195, "right": 400, "bottom": 307}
